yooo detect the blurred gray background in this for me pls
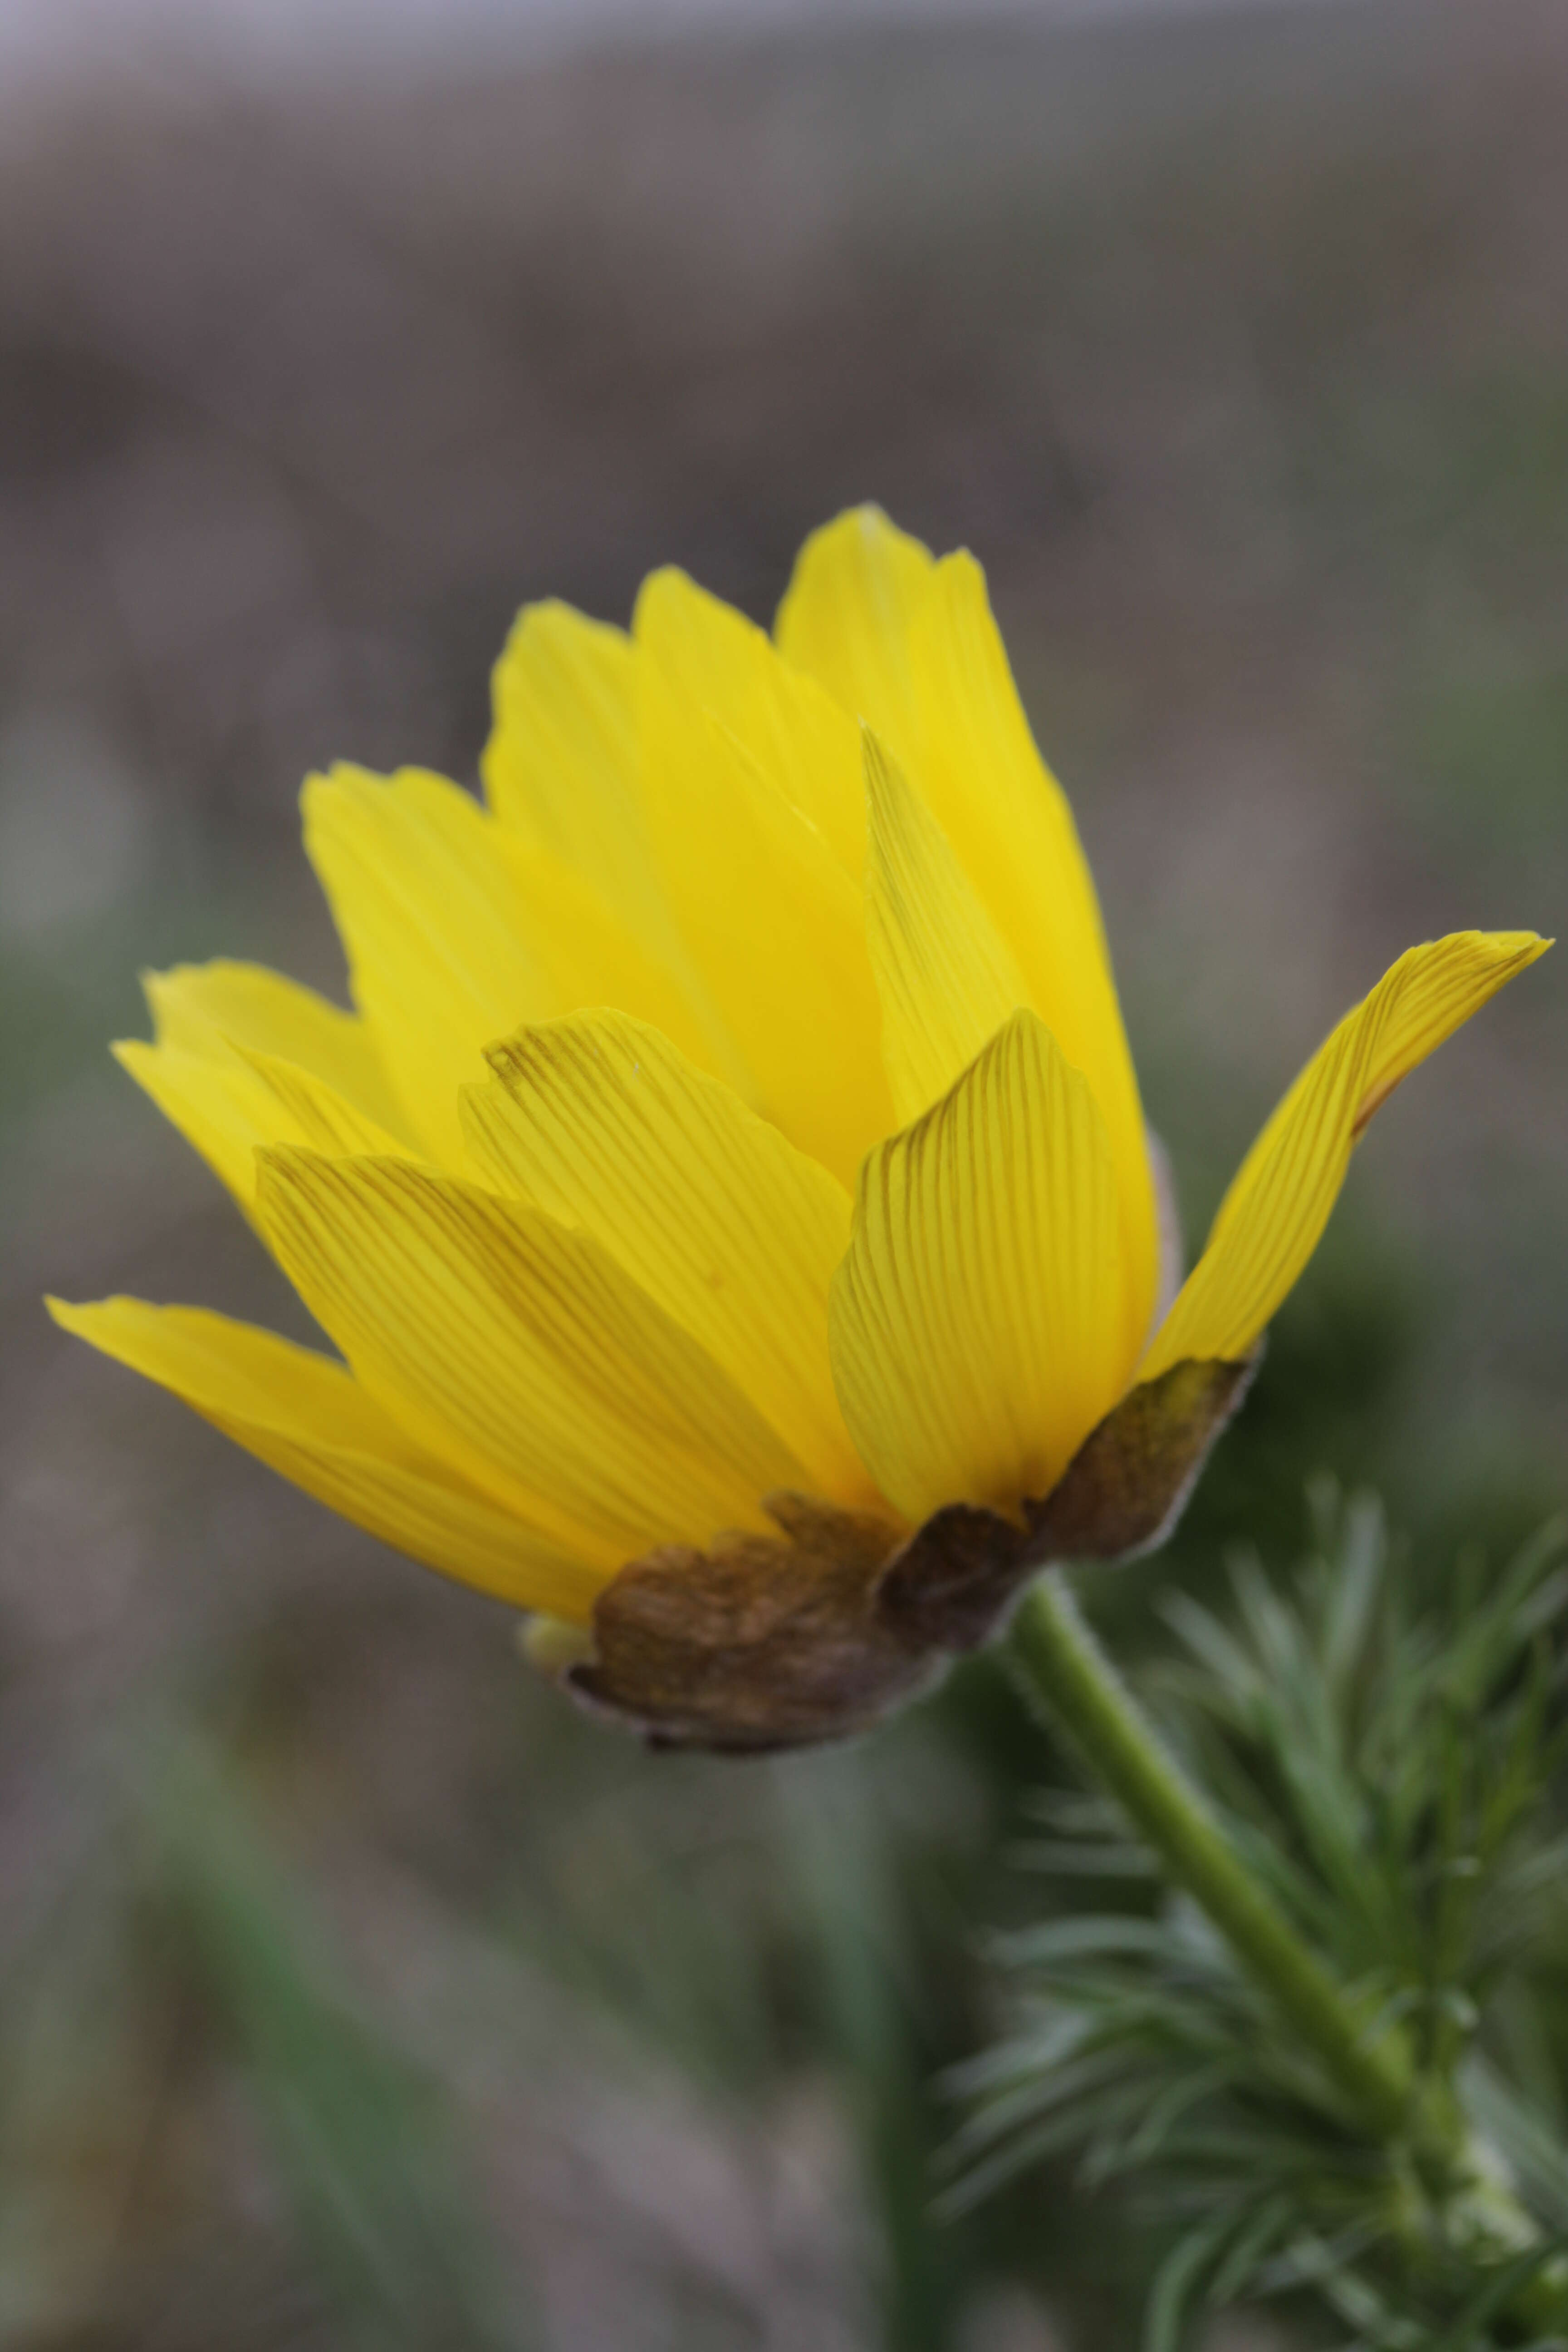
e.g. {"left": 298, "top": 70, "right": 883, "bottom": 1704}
{"left": 2, "top": 2, "right": 1565, "bottom": 2346}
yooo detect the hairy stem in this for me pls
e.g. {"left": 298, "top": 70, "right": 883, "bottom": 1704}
{"left": 1012, "top": 1569, "right": 1419, "bottom": 2140}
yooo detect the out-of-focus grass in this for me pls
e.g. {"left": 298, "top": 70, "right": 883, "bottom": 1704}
{"left": 157, "top": 1754, "right": 526, "bottom": 2352}
{"left": 3, "top": 6, "right": 1568, "bottom": 2346}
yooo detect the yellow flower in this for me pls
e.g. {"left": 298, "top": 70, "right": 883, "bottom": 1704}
{"left": 50, "top": 508, "right": 1548, "bottom": 1749}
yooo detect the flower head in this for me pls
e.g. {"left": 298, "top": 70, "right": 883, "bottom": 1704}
{"left": 51, "top": 509, "right": 1548, "bottom": 1749}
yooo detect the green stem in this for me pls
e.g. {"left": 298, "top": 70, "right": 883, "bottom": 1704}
{"left": 1012, "top": 1570, "right": 1419, "bottom": 2144}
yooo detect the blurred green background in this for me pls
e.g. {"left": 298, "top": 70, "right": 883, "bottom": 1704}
{"left": 2, "top": 4, "right": 1565, "bottom": 2345}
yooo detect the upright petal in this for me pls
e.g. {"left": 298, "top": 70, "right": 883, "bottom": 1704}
{"left": 907, "top": 552, "right": 1157, "bottom": 1335}
{"left": 1142, "top": 930, "right": 1552, "bottom": 1379}
{"left": 829, "top": 1010, "right": 1132, "bottom": 1525}
{"left": 482, "top": 600, "right": 642, "bottom": 902}
{"left": 774, "top": 504, "right": 935, "bottom": 754}
{"left": 304, "top": 765, "right": 558, "bottom": 1163}
{"left": 633, "top": 624, "right": 892, "bottom": 1185}
{"left": 47, "top": 1297, "right": 601, "bottom": 1619}
{"left": 462, "top": 1009, "right": 872, "bottom": 1504}
{"left": 777, "top": 514, "right": 1158, "bottom": 1339}
{"left": 256, "top": 1151, "right": 806, "bottom": 1573}
{"left": 482, "top": 601, "right": 661, "bottom": 955}
{"left": 483, "top": 602, "right": 748, "bottom": 1092}
{"left": 862, "top": 728, "right": 1030, "bottom": 1130}
{"left": 637, "top": 567, "right": 867, "bottom": 876}
{"left": 534, "top": 847, "right": 753, "bottom": 1089}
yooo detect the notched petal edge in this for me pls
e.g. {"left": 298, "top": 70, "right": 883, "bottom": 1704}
{"left": 543, "top": 1354, "right": 1256, "bottom": 1752}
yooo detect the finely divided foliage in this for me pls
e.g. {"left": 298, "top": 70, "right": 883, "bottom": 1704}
{"left": 958, "top": 1492, "right": 1568, "bottom": 2349}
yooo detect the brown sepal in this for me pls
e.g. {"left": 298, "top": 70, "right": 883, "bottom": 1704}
{"left": 558, "top": 1353, "right": 1256, "bottom": 1753}
{"left": 1031, "top": 1352, "right": 1257, "bottom": 1561}
{"left": 564, "top": 1493, "right": 926, "bottom": 1753}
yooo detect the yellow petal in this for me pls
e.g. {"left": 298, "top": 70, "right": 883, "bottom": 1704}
{"left": 240, "top": 1050, "right": 416, "bottom": 1161}
{"left": 907, "top": 551, "right": 1158, "bottom": 1340}
{"left": 862, "top": 728, "right": 1030, "bottom": 1128}
{"left": 255, "top": 1149, "right": 806, "bottom": 1573}
{"left": 483, "top": 599, "right": 657, "bottom": 930}
{"left": 113, "top": 1036, "right": 415, "bottom": 1220}
{"left": 305, "top": 760, "right": 746, "bottom": 1166}
{"left": 462, "top": 1009, "right": 874, "bottom": 1504}
{"left": 637, "top": 566, "right": 866, "bottom": 876}
{"left": 829, "top": 1009, "right": 1132, "bottom": 1525}
{"left": 115, "top": 1038, "right": 298, "bottom": 1218}
{"left": 47, "top": 1296, "right": 601, "bottom": 1619}
{"left": 501, "top": 835, "right": 752, "bottom": 1102}
{"left": 303, "top": 764, "right": 560, "bottom": 1164}
{"left": 482, "top": 602, "right": 749, "bottom": 1091}
{"left": 633, "top": 619, "right": 893, "bottom": 1186}
{"left": 777, "top": 517, "right": 1157, "bottom": 1340}
{"left": 774, "top": 504, "right": 936, "bottom": 755}
{"left": 144, "top": 959, "right": 407, "bottom": 1139}
{"left": 1143, "top": 930, "right": 1552, "bottom": 1378}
